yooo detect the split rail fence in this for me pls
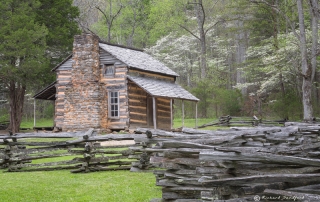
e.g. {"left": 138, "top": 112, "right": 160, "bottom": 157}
{"left": 133, "top": 123, "right": 320, "bottom": 202}
{"left": 0, "top": 129, "right": 149, "bottom": 173}
{"left": 198, "top": 115, "right": 287, "bottom": 128}
{"left": 2, "top": 123, "right": 320, "bottom": 201}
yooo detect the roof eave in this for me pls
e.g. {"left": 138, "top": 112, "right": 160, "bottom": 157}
{"left": 51, "top": 54, "right": 73, "bottom": 72}
{"left": 128, "top": 66, "right": 179, "bottom": 78}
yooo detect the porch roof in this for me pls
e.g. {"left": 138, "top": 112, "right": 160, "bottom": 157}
{"left": 33, "top": 81, "right": 56, "bottom": 100}
{"left": 127, "top": 75, "right": 199, "bottom": 102}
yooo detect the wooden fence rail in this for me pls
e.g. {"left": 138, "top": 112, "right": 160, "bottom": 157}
{"left": 135, "top": 122, "right": 320, "bottom": 202}
{"left": 0, "top": 129, "right": 148, "bottom": 173}
{"left": 198, "top": 115, "right": 287, "bottom": 128}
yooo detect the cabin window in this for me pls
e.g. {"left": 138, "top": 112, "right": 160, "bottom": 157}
{"left": 108, "top": 91, "right": 119, "bottom": 118}
{"left": 104, "top": 65, "right": 115, "bottom": 77}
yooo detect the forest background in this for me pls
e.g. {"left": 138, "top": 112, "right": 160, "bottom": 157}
{"left": 0, "top": 0, "right": 319, "bottom": 132}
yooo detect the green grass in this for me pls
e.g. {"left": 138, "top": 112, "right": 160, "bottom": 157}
{"left": 1, "top": 117, "right": 226, "bottom": 202}
{"left": 20, "top": 118, "right": 54, "bottom": 129}
{"left": 0, "top": 170, "right": 161, "bottom": 202}
{"left": 173, "top": 118, "right": 229, "bottom": 130}
{"left": 173, "top": 118, "right": 216, "bottom": 128}
{"left": 20, "top": 118, "right": 225, "bottom": 130}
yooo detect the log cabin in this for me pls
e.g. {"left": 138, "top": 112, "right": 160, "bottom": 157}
{"left": 33, "top": 34, "right": 199, "bottom": 131}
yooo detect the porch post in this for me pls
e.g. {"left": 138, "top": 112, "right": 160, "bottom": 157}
{"left": 182, "top": 100, "right": 184, "bottom": 128}
{"left": 153, "top": 97, "right": 156, "bottom": 129}
{"left": 195, "top": 102, "right": 198, "bottom": 129}
{"left": 33, "top": 99, "right": 36, "bottom": 127}
{"left": 170, "top": 99, "right": 173, "bottom": 129}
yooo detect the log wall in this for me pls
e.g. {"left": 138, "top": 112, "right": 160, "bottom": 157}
{"left": 128, "top": 69, "right": 175, "bottom": 82}
{"left": 156, "top": 98, "right": 171, "bottom": 130}
{"left": 128, "top": 81, "right": 148, "bottom": 128}
{"left": 128, "top": 69, "right": 174, "bottom": 130}
{"left": 55, "top": 68, "right": 72, "bottom": 128}
{"left": 99, "top": 48, "right": 129, "bottom": 130}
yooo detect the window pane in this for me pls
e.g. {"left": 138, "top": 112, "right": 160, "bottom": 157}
{"left": 105, "top": 66, "right": 114, "bottom": 75}
{"left": 109, "top": 91, "right": 119, "bottom": 118}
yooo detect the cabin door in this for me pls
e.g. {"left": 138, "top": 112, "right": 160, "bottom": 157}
{"left": 147, "top": 97, "right": 155, "bottom": 127}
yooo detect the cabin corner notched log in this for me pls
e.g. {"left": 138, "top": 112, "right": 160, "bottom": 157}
{"left": 33, "top": 33, "right": 199, "bottom": 132}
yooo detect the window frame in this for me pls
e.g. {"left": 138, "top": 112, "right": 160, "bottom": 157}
{"left": 103, "top": 64, "right": 115, "bottom": 77}
{"left": 108, "top": 91, "right": 120, "bottom": 119}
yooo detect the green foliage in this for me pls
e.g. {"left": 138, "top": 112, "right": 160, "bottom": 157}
{"left": 35, "top": 0, "right": 80, "bottom": 67}
{"left": 216, "top": 89, "right": 242, "bottom": 116}
{"left": 269, "top": 91, "right": 303, "bottom": 121}
{"left": 91, "top": 0, "right": 187, "bottom": 47}
{"left": 0, "top": 0, "right": 48, "bottom": 86}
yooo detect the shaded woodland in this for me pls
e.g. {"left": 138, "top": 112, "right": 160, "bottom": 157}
{"left": 1, "top": 0, "right": 320, "bottom": 131}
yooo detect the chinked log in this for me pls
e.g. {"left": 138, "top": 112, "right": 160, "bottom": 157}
{"left": 199, "top": 151, "right": 320, "bottom": 167}
{"left": 199, "top": 174, "right": 320, "bottom": 186}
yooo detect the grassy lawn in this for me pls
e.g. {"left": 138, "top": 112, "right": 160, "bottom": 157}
{"left": 21, "top": 118, "right": 224, "bottom": 130}
{"left": 0, "top": 170, "right": 160, "bottom": 202}
{"left": 174, "top": 118, "right": 230, "bottom": 130}
{"left": 20, "top": 119, "right": 54, "bottom": 129}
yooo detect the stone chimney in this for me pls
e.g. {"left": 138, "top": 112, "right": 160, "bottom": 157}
{"left": 63, "top": 34, "right": 101, "bottom": 131}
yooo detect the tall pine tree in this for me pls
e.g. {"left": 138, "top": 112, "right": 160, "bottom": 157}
{"left": 0, "top": 0, "right": 48, "bottom": 132}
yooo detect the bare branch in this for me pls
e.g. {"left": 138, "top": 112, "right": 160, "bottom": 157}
{"left": 109, "top": 5, "right": 123, "bottom": 28}
{"left": 96, "top": 6, "right": 110, "bottom": 25}
{"left": 204, "top": 19, "right": 225, "bottom": 36}
{"left": 178, "top": 24, "right": 201, "bottom": 41}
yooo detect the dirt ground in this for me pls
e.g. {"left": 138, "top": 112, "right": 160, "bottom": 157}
{"left": 0, "top": 130, "right": 8, "bottom": 135}
{"left": 100, "top": 140, "right": 135, "bottom": 146}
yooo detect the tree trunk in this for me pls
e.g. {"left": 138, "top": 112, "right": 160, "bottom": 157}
{"left": 309, "top": 0, "right": 318, "bottom": 82}
{"left": 309, "top": 0, "right": 319, "bottom": 113}
{"left": 194, "top": 0, "right": 207, "bottom": 79}
{"left": 297, "top": 0, "right": 313, "bottom": 121}
{"left": 7, "top": 81, "right": 26, "bottom": 133}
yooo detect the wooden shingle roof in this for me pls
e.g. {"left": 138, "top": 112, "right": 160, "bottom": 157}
{"left": 99, "top": 43, "right": 179, "bottom": 77}
{"left": 128, "top": 75, "right": 199, "bottom": 102}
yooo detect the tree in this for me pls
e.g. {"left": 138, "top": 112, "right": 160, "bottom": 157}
{"left": 36, "top": 0, "right": 80, "bottom": 67}
{"left": 297, "top": 0, "right": 313, "bottom": 121}
{"left": 95, "top": 0, "right": 124, "bottom": 43}
{"left": 0, "top": 0, "right": 48, "bottom": 133}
